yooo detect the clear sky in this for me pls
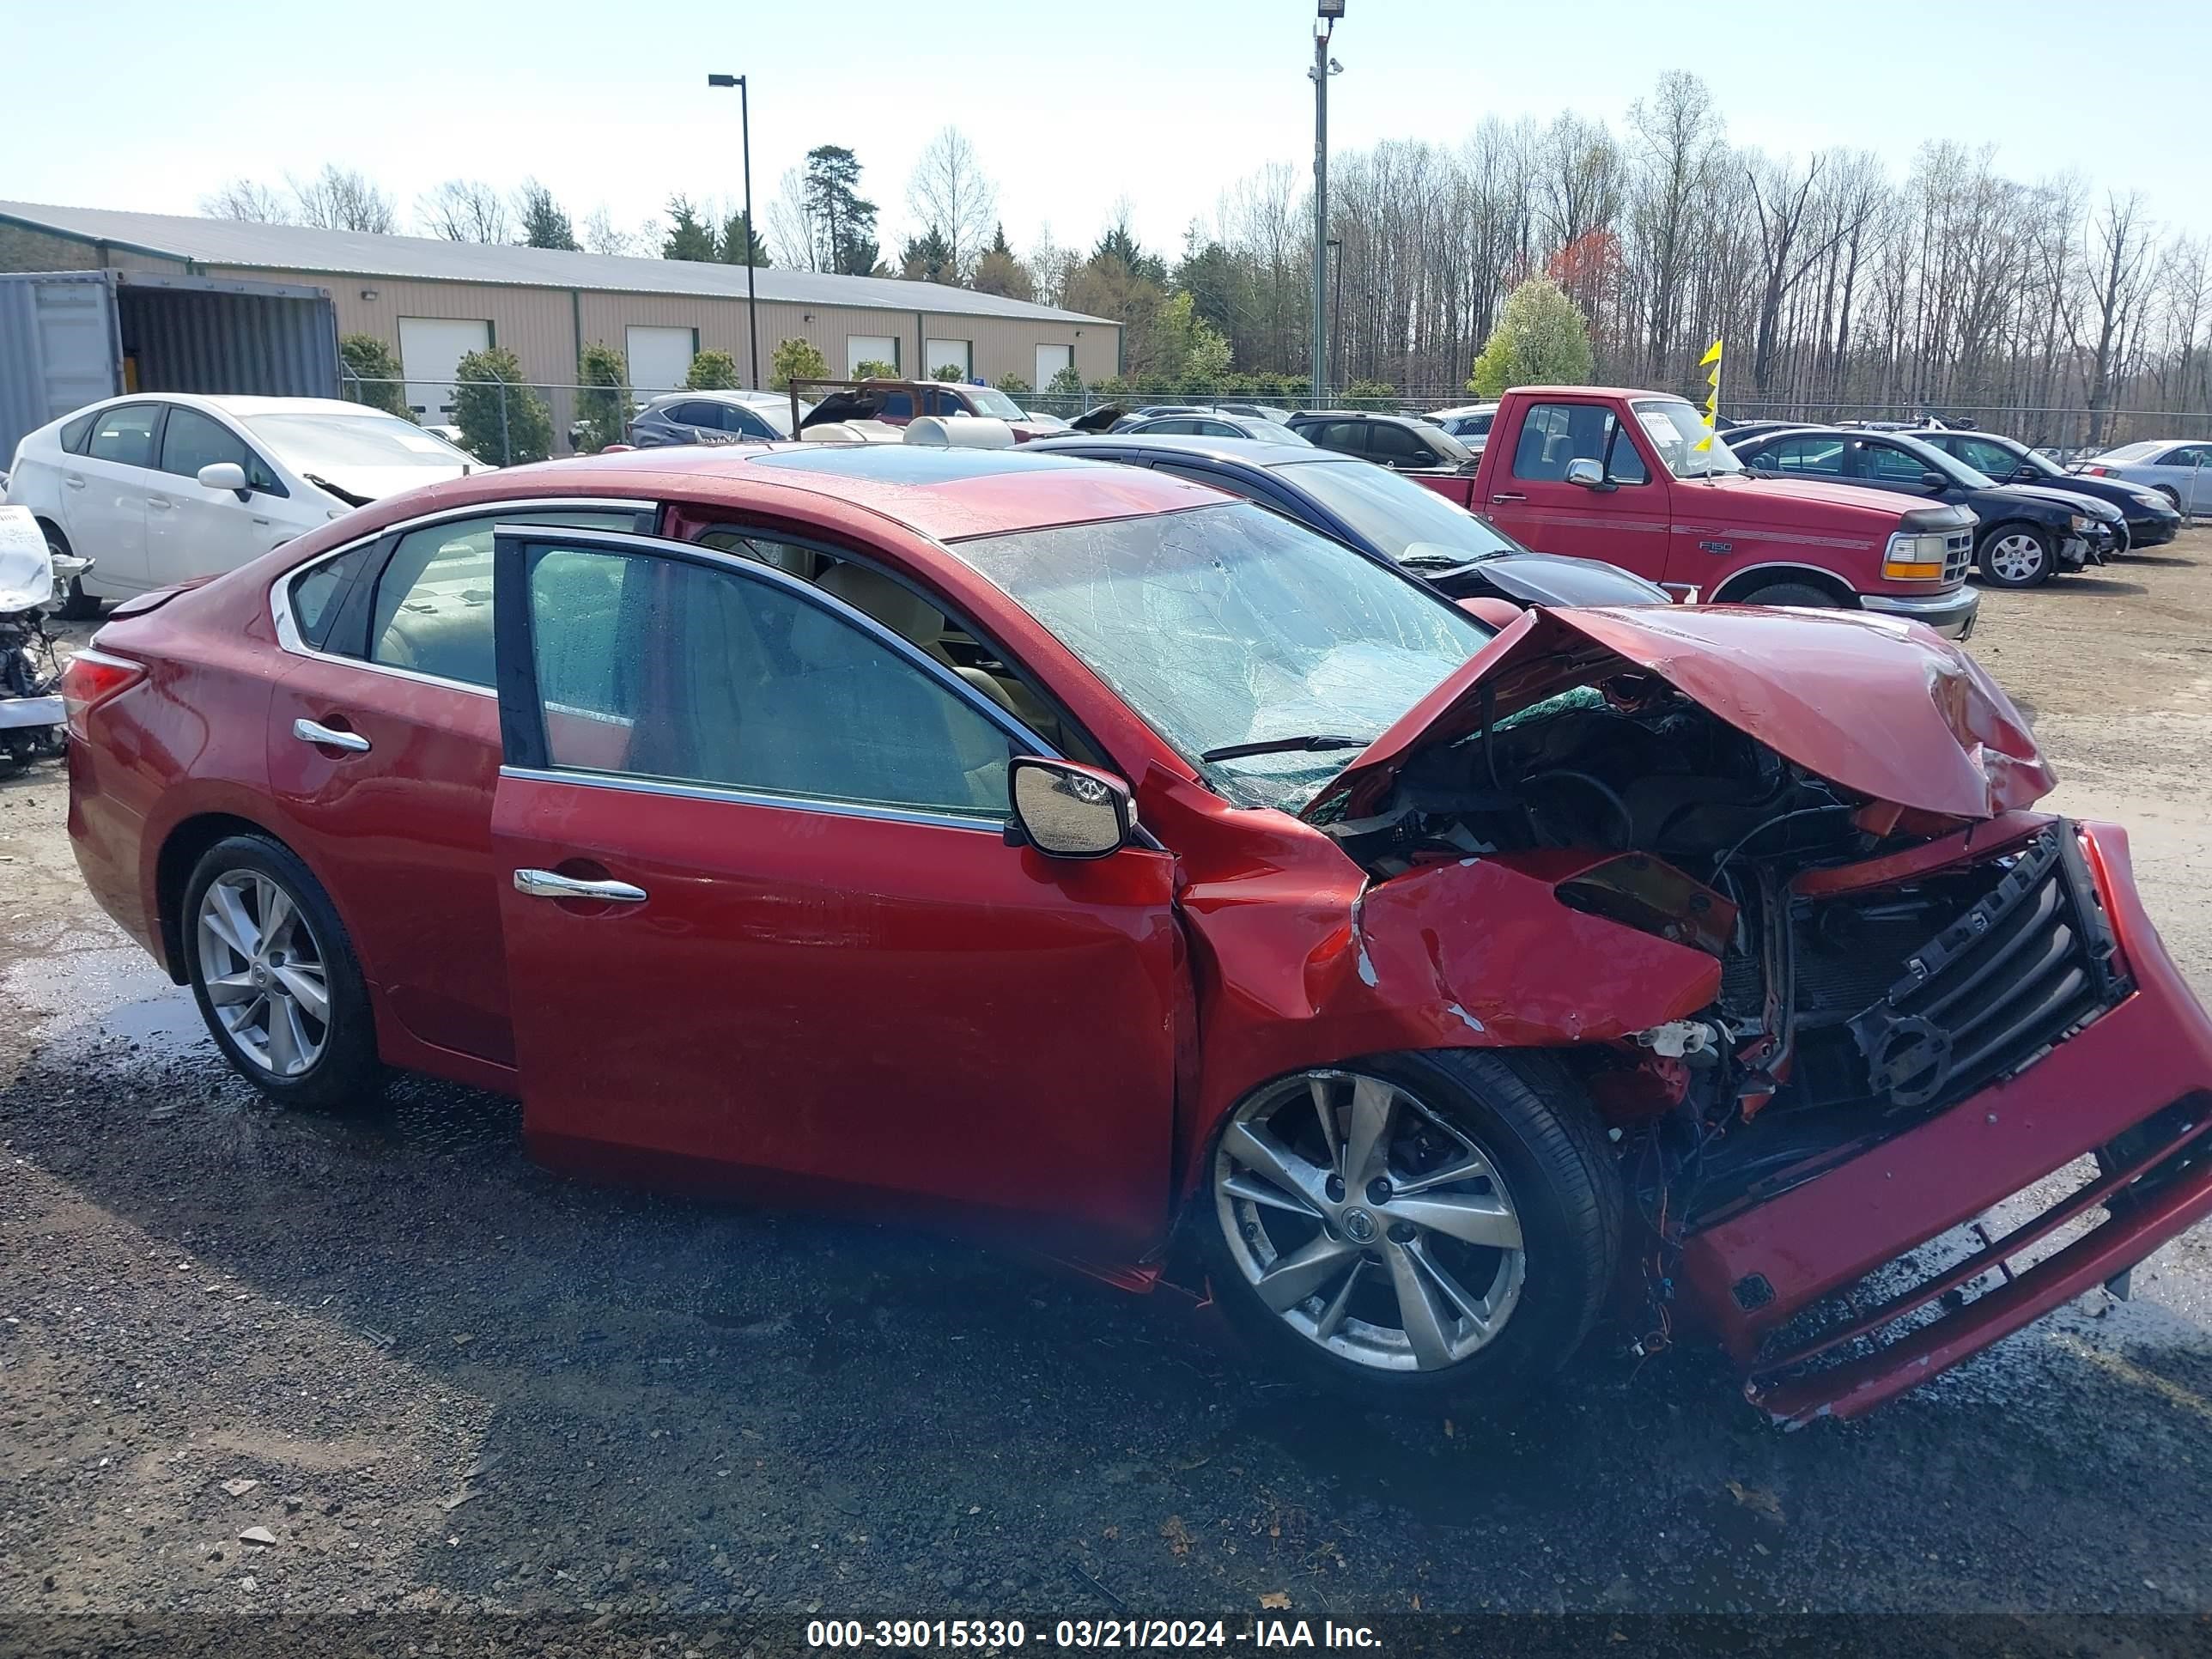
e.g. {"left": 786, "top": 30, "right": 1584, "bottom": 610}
{"left": 7, "top": 1, "right": 2206, "bottom": 256}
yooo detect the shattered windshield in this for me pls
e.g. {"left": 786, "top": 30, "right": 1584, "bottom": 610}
{"left": 947, "top": 503, "right": 1492, "bottom": 812}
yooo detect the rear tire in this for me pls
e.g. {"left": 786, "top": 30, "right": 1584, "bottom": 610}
{"left": 1735, "top": 580, "right": 1839, "bottom": 609}
{"left": 1199, "top": 1048, "right": 1621, "bottom": 1411}
{"left": 1977, "top": 524, "right": 2054, "bottom": 588}
{"left": 182, "top": 835, "right": 384, "bottom": 1112}
{"left": 45, "top": 527, "right": 99, "bottom": 620}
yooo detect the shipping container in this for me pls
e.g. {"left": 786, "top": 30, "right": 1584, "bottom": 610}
{"left": 0, "top": 270, "right": 338, "bottom": 467}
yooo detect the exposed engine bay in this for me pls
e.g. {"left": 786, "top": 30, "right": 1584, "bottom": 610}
{"left": 1323, "top": 673, "right": 2134, "bottom": 1266}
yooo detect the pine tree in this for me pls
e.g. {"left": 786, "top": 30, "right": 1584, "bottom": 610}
{"left": 802, "top": 147, "right": 879, "bottom": 276}
{"left": 662, "top": 195, "right": 719, "bottom": 262}
{"left": 514, "top": 179, "right": 580, "bottom": 251}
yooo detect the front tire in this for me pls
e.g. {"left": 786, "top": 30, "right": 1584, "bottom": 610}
{"left": 1200, "top": 1050, "right": 1621, "bottom": 1408}
{"left": 182, "top": 835, "right": 383, "bottom": 1111}
{"left": 1978, "top": 525, "right": 2055, "bottom": 587}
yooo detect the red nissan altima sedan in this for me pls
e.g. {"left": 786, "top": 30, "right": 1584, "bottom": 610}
{"left": 62, "top": 441, "right": 2212, "bottom": 1420}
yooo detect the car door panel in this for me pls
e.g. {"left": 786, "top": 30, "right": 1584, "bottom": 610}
{"left": 1488, "top": 399, "right": 1674, "bottom": 581}
{"left": 267, "top": 651, "right": 513, "bottom": 1065}
{"left": 71, "top": 402, "right": 162, "bottom": 592}
{"left": 487, "top": 525, "right": 1184, "bottom": 1255}
{"left": 149, "top": 406, "right": 288, "bottom": 584}
{"left": 494, "top": 774, "right": 1180, "bottom": 1250}
{"left": 264, "top": 505, "right": 649, "bottom": 1068}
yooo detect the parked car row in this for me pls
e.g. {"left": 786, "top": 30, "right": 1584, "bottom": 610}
{"left": 1723, "top": 425, "right": 2132, "bottom": 587}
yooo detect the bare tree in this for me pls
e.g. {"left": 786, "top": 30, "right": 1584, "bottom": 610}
{"left": 1626, "top": 72, "right": 1721, "bottom": 382}
{"left": 2067, "top": 192, "right": 2154, "bottom": 444}
{"left": 582, "top": 206, "right": 641, "bottom": 257}
{"left": 201, "top": 179, "right": 293, "bottom": 224}
{"left": 286, "top": 166, "right": 397, "bottom": 234}
{"left": 766, "top": 167, "right": 818, "bottom": 270}
{"left": 418, "top": 179, "right": 511, "bottom": 243}
{"left": 905, "top": 127, "right": 998, "bottom": 283}
{"left": 1025, "top": 225, "right": 1077, "bottom": 308}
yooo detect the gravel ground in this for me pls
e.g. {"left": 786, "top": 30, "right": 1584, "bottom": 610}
{"left": 4, "top": 535, "right": 2212, "bottom": 1650}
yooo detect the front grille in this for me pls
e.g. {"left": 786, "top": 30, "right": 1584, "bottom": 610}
{"left": 1844, "top": 824, "right": 2128, "bottom": 1109}
{"left": 1942, "top": 527, "right": 1973, "bottom": 582}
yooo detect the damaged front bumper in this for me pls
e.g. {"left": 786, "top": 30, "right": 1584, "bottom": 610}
{"left": 1677, "top": 820, "right": 2212, "bottom": 1425}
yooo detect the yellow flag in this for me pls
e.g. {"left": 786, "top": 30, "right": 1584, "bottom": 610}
{"left": 1693, "top": 337, "right": 1723, "bottom": 451}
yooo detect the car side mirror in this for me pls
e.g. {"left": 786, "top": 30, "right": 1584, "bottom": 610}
{"left": 1008, "top": 757, "right": 1136, "bottom": 860}
{"left": 1564, "top": 457, "right": 1610, "bottom": 491}
{"left": 1919, "top": 471, "right": 1949, "bottom": 493}
{"left": 2010, "top": 465, "right": 2039, "bottom": 484}
{"left": 197, "top": 461, "right": 249, "bottom": 499}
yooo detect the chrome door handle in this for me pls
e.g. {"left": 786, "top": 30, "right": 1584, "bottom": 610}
{"left": 293, "top": 717, "right": 370, "bottom": 753}
{"left": 513, "top": 868, "right": 647, "bottom": 902}
{"left": 1490, "top": 491, "right": 1527, "bottom": 504}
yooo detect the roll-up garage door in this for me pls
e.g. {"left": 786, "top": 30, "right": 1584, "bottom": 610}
{"left": 626, "top": 325, "right": 698, "bottom": 396}
{"left": 847, "top": 335, "right": 899, "bottom": 374}
{"left": 1034, "top": 343, "right": 1073, "bottom": 390}
{"left": 398, "top": 317, "right": 492, "bottom": 426}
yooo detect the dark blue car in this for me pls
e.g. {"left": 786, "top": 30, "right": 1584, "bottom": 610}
{"left": 1026, "top": 434, "right": 1669, "bottom": 610}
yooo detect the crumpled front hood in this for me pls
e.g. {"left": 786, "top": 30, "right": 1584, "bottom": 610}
{"left": 1304, "top": 603, "right": 2054, "bottom": 826}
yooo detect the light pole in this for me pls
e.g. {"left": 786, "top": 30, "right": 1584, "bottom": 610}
{"left": 1309, "top": 3, "right": 1343, "bottom": 409}
{"left": 706, "top": 72, "right": 761, "bottom": 392}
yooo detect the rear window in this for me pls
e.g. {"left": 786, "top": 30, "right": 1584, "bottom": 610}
{"left": 88, "top": 404, "right": 160, "bottom": 468}
{"left": 58, "top": 411, "right": 96, "bottom": 453}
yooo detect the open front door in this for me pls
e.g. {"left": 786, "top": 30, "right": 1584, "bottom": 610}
{"left": 485, "top": 523, "right": 1183, "bottom": 1256}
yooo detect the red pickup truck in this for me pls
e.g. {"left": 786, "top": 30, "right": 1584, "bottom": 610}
{"left": 1415, "top": 386, "right": 1980, "bottom": 638}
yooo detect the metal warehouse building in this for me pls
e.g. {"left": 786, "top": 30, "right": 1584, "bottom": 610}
{"left": 0, "top": 201, "right": 1118, "bottom": 432}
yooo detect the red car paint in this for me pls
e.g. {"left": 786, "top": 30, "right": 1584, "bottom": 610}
{"left": 1414, "top": 386, "right": 1979, "bottom": 633}
{"left": 64, "top": 446, "right": 2212, "bottom": 1420}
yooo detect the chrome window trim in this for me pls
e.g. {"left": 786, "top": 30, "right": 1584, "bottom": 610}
{"left": 498, "top": 764, "right": 1006, "bottom": 835}
{"left": 267, "top": 496, "right": 653, "bottom": 682}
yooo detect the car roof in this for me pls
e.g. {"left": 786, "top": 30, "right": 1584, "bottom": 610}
{"left": 441, "top": 441, "right": 1226, "bottom": 542}
{"left": 100, "top": 393, "right": 386, "bottom": 419}
{"left": 645, "top": 389, "right": 780, "bottom": 406}
{"left": 1029, "top": 433, "right": 1351, "bottom": 469}
{"left": 1291, "top": 410, "right": 1425, "bottom": 425}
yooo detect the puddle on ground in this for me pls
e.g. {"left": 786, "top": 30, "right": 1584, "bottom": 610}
{"left": 3, "top": 935, "right": 519, "bottom": 1160}
{"left": 3, "top": 943, "right": 201, "bottom": 1057}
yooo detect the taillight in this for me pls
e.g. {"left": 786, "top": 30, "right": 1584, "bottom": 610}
{"left": 60, "top": 648, "right": 146, "bottom": 739}
{"left": 2079, "top": 465, "right": 2112, "bottom": 477}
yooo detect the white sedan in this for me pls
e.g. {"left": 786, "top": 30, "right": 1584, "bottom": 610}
{"left": 4, "top": 395, "right": 489, "bottom": 617}
{"left": 2074, "top": 439, "right": 2212, "bottom": 514}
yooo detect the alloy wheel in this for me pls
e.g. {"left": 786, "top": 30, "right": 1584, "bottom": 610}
{"left": 1214, "top": 1069, "right": 1525, "bottom": 1372}
{"left": 195, "top": 870, "right": 331, "bottom": 1078}
{"left": 1987, "top": 532, "right": 2047, "bottom": 583}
